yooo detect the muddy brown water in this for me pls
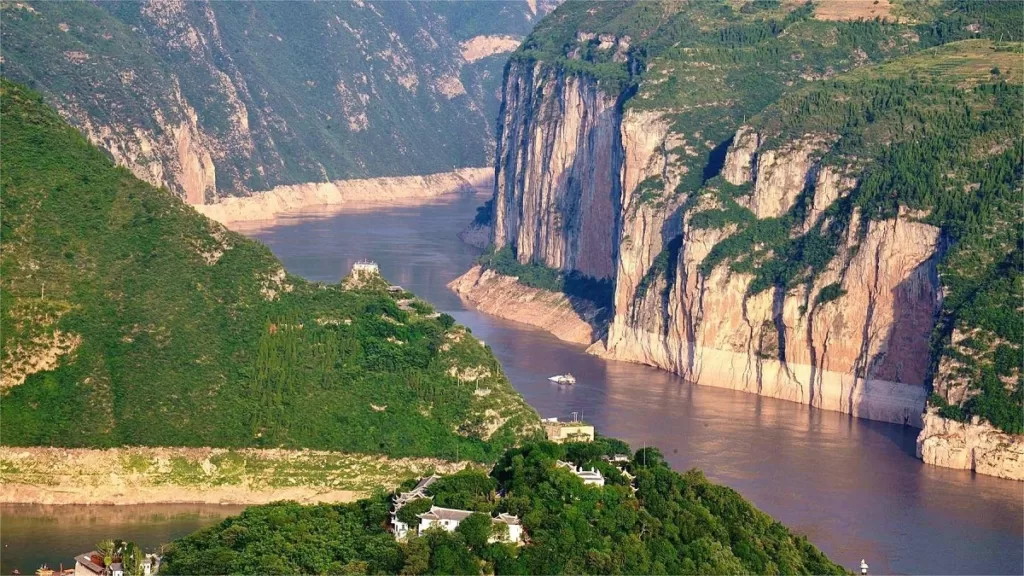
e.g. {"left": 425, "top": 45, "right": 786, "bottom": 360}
{"left": 3, "top": 193, "right": 1021, "bottom": 575}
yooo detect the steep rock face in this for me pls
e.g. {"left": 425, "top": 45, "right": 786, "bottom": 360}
{"left": 602, "top": 129, "right": 938, "bottom": 425}
{"left": 741, "top": 135, "right": 831, "bottom": 218}
{"left": 917, "top": 412, "right": 1024, "bottom": 480}
{"left": 492, "top": 61, "right": 620, "bottom": 279}
{"left": 1, "top": 0, "right": 554, "bottom": 201}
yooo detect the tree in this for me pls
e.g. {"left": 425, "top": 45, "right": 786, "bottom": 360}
{"left": 455, "top": 513, "right": 492, "bottom": 550}
{"left": 400, "top": 536, "right": 430, "bottom": 575}
{"left": 96, "top": 540, "right": 115, "bottom": 572}
{"left": 396, "top": 498, "right": 433, "bottom": 526}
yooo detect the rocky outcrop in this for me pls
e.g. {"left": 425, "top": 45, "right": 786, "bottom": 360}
{"left": 601, "top": 127, "right": 939, "bottom": 426}
{"left": 449, "top": 266, "right": 603, "bottom": 346}
{"left": 460, "top": 35, "right": 523, "bottom": 63}
{"left": 195, "top": 168, "right": 491, "bottom": 226}
{"left": 492, "top": 61, "right": 621, "bottom": 279}
{"left": 917, "top": 412, "right": 1024, "bottom": 480}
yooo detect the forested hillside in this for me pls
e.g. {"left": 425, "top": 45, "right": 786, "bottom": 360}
{"left": 0, "top": 81, "right": 539, "bottom": 460}
{"left": 0, "top": 0, "right": 556, "bottom": 201}
{"left": 162, "top": 439, "right": 845, "bottom": 575}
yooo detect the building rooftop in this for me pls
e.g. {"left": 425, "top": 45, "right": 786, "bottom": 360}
{"left": 419, "top": 506, "right": 476, "bottom": 522}
{"left": 74, "top": 553, "right": 104, "bottom": 575}
{"left": 494, "top": 513, "right": 521, "bottom": 525}
{"left": 412, "top": 474, "right": 439, "bottom": 493}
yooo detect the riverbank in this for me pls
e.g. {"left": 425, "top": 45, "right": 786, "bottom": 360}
{"left": 448, "top": 265, "right": 604, "bottom": 346}
{"left": 194, "top": 167, "right": 491, "bottom": 227}
{"left": 0, "top": 447, "right": 472, "bottom": 505}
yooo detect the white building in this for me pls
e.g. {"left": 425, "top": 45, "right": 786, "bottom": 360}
{"left": 556, "top": 460, "right": 606, "bottom": 487}
{"left": 352, "top": 260, "right": 379, "bottom": 275}
{"left": 416, "top": 506, "right": 524, "bottom": 544}
{"left": 418, "top": 506, "right": 474, "bottom": 533}
{"left": 391, "top": 475, "right": 439, "bottom": 539}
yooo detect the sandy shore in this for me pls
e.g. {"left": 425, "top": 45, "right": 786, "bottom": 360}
{"left": 195, "top": 167, "right": 492, "bottom": 228}
{"left": 0, "top": 446, "right": 472, "bottom": 505}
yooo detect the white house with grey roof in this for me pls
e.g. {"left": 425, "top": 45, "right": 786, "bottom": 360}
{"left": 417, "top": 506, "right": 523, "bottom": 544}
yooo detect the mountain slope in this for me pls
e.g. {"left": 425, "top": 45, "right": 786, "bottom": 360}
{"left": 472, "top": 0, "right": 1023, "bottom": 477}
{"left": 0, "top": 80, "right": 539, "bottom": 460}
{"left": 0, "top": 0, "right": 556, "bottom": 202}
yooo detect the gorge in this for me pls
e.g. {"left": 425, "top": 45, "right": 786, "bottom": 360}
{"left": 461, "top": 0, "right": 1023, "bottom": 480}
{"left": 1, "top": 0, "right": 1022, "bottom": 573}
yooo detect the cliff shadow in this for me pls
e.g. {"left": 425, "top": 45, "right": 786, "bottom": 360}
{"left": 856, "top": 252, "right": 940, "bottom": 426}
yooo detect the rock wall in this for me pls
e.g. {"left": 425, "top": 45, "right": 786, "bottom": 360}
{"left": 487, "top": 64, "right": 940, "bottom": 428}
{"left": 3, "top": 1, "right": 552, "bottom": 201}
{"left": 917, "top": 412, "right": 1024, "bottom": 480}
{"left": 601, "top": 127, "right": 938, "bottom": 426}
{"left": 195, "top": 168, "right": 491, "bottom": 226}
{"left": 492, "top": 61, "right": 621, "bottom": 279}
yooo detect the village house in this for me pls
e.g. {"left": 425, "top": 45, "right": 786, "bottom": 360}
{"left": 391, "top": 475, "right": 524, "bottom": 544}
{"left": 556, "top": 460, "right": 606, "bottom": 487}
{"left": 417, "top": 506, "right": 523, "bottom": 544}
{"left": 391, "top": 474, "right": 440, "bottom": 539}
{"left": 542, "top": 417, "right": 595, "bottom": 443}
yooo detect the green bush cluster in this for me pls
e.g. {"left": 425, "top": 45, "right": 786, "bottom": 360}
{"left": 0, "top": 81, "right": 537, "bottom": 460}
{"left": 160, "top": 438, "right": 845, "bottom": 575}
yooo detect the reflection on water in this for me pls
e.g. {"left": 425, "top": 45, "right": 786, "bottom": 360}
{"left": 2, "top": 195, "right": 1019, "bottom": 575}
{"left": 247, "top": 194, "right": 1023, "bottom": 576}
{"left": 0, "top": 504, "right": 243, "bottom": 574}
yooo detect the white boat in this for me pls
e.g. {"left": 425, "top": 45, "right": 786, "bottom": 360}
{"left": 548, "top": 373, "right": 576, "bottom": 385}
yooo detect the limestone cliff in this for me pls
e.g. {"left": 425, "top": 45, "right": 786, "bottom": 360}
{"left": 473, "top": 3, "right": 1022, "bottom": 480}
{"left": 492, "top": 61, "right": 621, "bottom": 280}
{"left": 601, "top": 126, "right": 938, "bottom": 427}
{"left": 917, "top": 412, "right": 1024, "bottom": 481}
{"left": 1, "top": 0, "right": 554, "bottom": 201}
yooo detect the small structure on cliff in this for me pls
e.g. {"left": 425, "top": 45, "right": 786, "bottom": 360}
{"left": 352, "top": 259, "right": 380, "bottom": 276}
{"left": 542, "top": 415, "right": 594, "bottom": 443}
{"left": 417, "top": 506, "right": 523, "bottom": 544}
{"left": 345, "top": 260, "right": 387, "bottom": 290}
{"left": 391, "top": 474, "right": 440, "bottom": 539}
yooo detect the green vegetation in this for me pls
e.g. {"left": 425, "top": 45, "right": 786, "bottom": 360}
{"left": 478, "top": 246, "right": 614, "bottom": 310}
{"left": 0, "top": 81, "right": 539, "bottom": 460}
{"left": 0, "top": 1, "right": 540, "bottom": 195}
{"left": 161, "top": 439, "right": 845, "bottom": 575}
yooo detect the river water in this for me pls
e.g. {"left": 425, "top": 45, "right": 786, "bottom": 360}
{"left": 2, "top": 193, "right": 1020, "bottom": 575}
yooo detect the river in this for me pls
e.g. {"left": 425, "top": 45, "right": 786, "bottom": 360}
{"left": 2, "top": 193, "right": 1020, "bottom": 575}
